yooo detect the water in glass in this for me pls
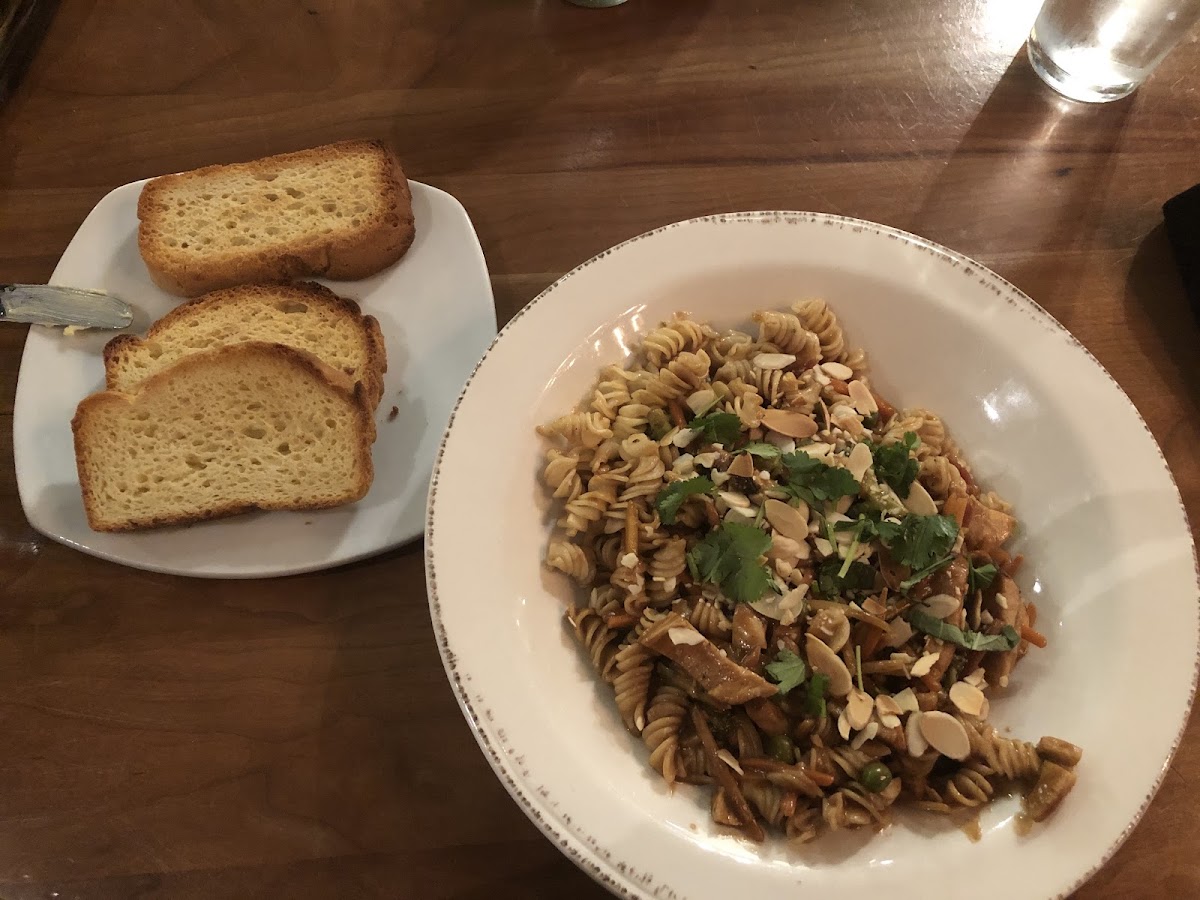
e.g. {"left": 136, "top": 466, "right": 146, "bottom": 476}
{"left": 1028, "top": 0, "right": 1200, "bottom": 101}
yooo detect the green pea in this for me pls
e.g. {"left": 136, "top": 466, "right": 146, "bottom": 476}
{"left": 647, "top": 409, "right": 672, "bottom": 441}
{"left": 859, "top": 761, "right": 893, "bottom": 793}
{"left": 766, "top": 733, "right": 795, "bottom": 764}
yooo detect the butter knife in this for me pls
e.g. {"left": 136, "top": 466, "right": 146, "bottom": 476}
{"left": 0, "top": 284, "right": 133, "bottom": 329}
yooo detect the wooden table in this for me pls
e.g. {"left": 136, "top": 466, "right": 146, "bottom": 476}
{"left": 1, "top": 1, "right": 1197, "bottom": 897}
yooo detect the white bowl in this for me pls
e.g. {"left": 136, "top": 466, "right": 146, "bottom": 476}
{"left": 426, "top": 212, "right": 1198, "bottom": 899}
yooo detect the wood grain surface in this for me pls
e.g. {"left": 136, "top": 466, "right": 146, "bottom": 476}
{"left": 1, "top": 1, "right": 1198, "bottom": 897}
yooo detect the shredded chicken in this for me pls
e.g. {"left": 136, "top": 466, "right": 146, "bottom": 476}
{"left": 984, "top": 575, "right": 1030, "bottom": 686}
{"left": 640, "top": 613, "right": 778, "bottom": 704}
{"left": 965, "top": 497, "right": 1016, "bottom": 551}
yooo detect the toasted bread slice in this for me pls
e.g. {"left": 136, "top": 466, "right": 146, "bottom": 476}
{"left": 137, "top": 139, "right": 415, "bottom": 296}
{"left": 103, "top": 282, "right": 387, "bottom": 408}
{"left": 72, "top": 342, "right": 375, "bottom": 532}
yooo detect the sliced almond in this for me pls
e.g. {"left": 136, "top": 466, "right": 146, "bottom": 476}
{"left": 761, "top": 408, "right": 819, "bottom": 439}
{"left": 812, "top": 537, "right": 834, "bottom": 558}
{"left": 906, "top": 711, "right": 928, "bottom": 756}
{"left": 620, "top": 552, "right": 639, "bottom": 569}
{"left": 717, "top": 490, "right": 750, "bottom": 509}
{"left": 909, "top": 651, "right": 940, "bottom": 678}
{"left": 883, "top": 617, "right": 914, "bottom": 648}
{"left": 964, "top": 667, "right": 987, "bottom": 688}
{"left": 806, "top": 633, "right": 853, "bottom": 697}
{"left": 723, "top": 506, "right": 757, "bottom": 523}
{"left": 764, "top": 498, "right": 809, "bottom": 544}
{"left": 821, "top": 361, "right": 854, "bottom": 380}
{"left": 766, "top": 532, "right": 803, "bottom": 562}
{"left": 875, "top": 694, "right": 902, "bottom": 717}
{"left": 846, "top": 689, "right": 873, "bottom": 730}
{"left": 813, "top": 367, "right": 831, "bottom": 386}
{"left": 918, "top": 711, "right": 970, "bottom": 760}
{"left": 879, "top": 713, "right": 901, "bottom": 730}
{"left": 903, "top": 481, "right": 939, "bottom": 516}
{"left": 949, "top": 681, "right": 986, "bottom": 717}
{"left": 668, "top": 626, "right": 706, "bottom": 646}
{"left": 848, "top": 379, "right": 878, "bottom": 416}
{"left": 671, "top": 427, "right": 699, "bottom": 448}
{"left": 716, "top": 748, "right": 744, "bottom": 775}
{"left": 850, "top": 721, "right": 879, "bottom": 750}
{"left": 793, "top": 440, "right": 832, "bottom": 459}
{"left": 754, "top": 352, "right": 797, "bottom": 370}
{"left": 711, "top": 470, "right": 731, "bottom": 485}
{"left": 917, "top": 593, "right": 960, "bottom": 620}
{"left": 893, "top": 687, "right": 919, "bottom": 713}
{"left": 830, "top": 405, "right": 866, "bottom": 438}
{"left": 749, "top": 584, "right": 809, "bottom": 623}
{"left": 862, "top": 597, "right": 888, "bottom": 617}
{"left": 727, "top": 453, "right": 756, "bottom": 477}
{"left": 838, "top": 709, "right": 852, "bottom": 741}
{"left": 693, "top": 451, "right": 719, "bottom": 468}
{"left": 846, "top": 441, "right": 873, "bottom": 482}
{"left": 686, "top": 388, "right": 717, "bottom": 416}
{"left": 764, "top": 431, "right": 796, "bottom": 453}
{"left": 809, "top": 607, "right": 850, "bottom": 653}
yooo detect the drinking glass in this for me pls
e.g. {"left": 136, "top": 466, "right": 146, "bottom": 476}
{"left": 1027, "top": 0, "right": 1200, "bottom": 102}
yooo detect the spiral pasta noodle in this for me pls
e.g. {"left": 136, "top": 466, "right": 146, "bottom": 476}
{"left": 538, "top": 304, "right": 1081, "bottom": 847}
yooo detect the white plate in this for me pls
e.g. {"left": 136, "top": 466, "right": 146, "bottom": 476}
{"left": 427, "top": 212, "right": 1199, "bottom": 900}
{"left": 14, "top": 178, "right": 496, "bottom": 578}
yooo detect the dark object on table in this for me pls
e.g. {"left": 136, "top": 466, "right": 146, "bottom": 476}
{"left": 1163, "top": 184, "right": 1200, "bottom": 323}
{"left": 0, "top": 0, "right": 59, "bottom": 105}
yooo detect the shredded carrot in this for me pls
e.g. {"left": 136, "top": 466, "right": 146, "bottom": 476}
{"left": 1021, "top": 625, "right": 1048, "bottom": 649}
{"left": 1026, "top": 601, "right": 1038, "bottom": 626}
{"left": 943, "top": 494, "right": 968, "bottom": 528}
{"left": 919, "top": 673, "right": 942, "bottom": 692}
{"left": 861, "top": 626, "right": 885, "bottom": 662}
{"left": 803, "top": 767, "right": 834, "bottom": 787}
{"left": 872, "top": 390, "right": 896, "bottom": 423}
{"left": 829, "top": 378, "right": 850, "bottom": 395}
{"left": 668, "top": 399, "right": 688, "bottom": 429}
{"left": 1003, "top": 553, "right": 1025, "bottom": 577}
{"left": 605, "top": 613, "right": 636, "bottom": 629}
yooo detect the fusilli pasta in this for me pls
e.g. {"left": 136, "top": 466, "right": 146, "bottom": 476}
{"left": 540, "top": 304, "right": 1081, "bottom": 846}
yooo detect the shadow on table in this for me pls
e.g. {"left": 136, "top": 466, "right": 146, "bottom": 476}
{"left": 1124, "top": 223, "right": 1200, "bottom": 421}
{"left": 907, "top": 47, "right": 1132, "bottom": 308}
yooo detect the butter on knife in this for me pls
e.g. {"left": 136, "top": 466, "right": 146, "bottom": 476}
{"left": 0, "top": 284, "right": 133, "bottom": 330}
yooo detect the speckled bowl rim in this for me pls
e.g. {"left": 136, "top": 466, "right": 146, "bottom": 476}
{"left": 424, "top": 210, "right": 1200, "bottom": 900}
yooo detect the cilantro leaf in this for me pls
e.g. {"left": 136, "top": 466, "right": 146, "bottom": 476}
{"left": 908, "top": 610, "right": 1021, "bottom": 652}
{"left": 685, "top": 522, "right": 775, "bottom": 603}
{"left": 884, "top": 514, "right": 959, "bottom": 571}
{"left": 741, "top": 442, "right": 781, "bottom": 460}
{"left": 805, "top": 672, "right": 831, "bottom": 718}
{"left": 765, "top": 649, "right": 807, "bottom": 695}
{"left": 780, "top": 452, "right": 860, "bottom": 507}
{"left": 968, "top": 561, "right": 998, "bottom": 595}
{"left": 899, "top": 553, "right": 955, "bottom": 591}
{"left": 814, "top": 557, "right": 877, "bottom": 598}
{"left": 871, "top": 432, "right": 920, "bottom": 497}
{"left": 654, "top": 477, "right": 716, "bottom": 526}
{"left": 689, "top": 411, "right": 742, "bottom": 447}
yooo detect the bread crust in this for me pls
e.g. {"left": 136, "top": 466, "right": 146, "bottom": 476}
{"left": 73, "top": 341, "right": 375, "bottom": 532}
{"left": 101, "top": 281, "right": 388, "bottom": 408}
{"left": 137, "top": 140, "right": 415, "bottom": 296}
